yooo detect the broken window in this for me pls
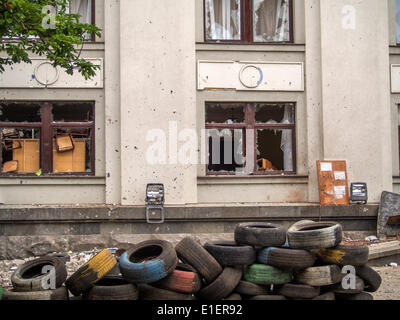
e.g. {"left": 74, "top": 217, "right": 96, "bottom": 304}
{"left": 206, "top": 102, "right": 295, "bottom": 175}
{"left": 205, "top": 0, "right": 241, "bottom": 41}
{"left": 253, "top": 0, "right": 290, "bottom": 42}
{"left": 0, "top": 102, "right": 95, "bottom": 175}
{"left": 204, "top": 0, "right": 292, "bottom": 43}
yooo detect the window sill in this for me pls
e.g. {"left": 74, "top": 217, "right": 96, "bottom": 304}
{"left": 0, "top": 176, "right": 105, "bottom": 185}
{"left": 195, "top": 42, "right": 305, "bottom": 52}
{"left": 198, "top": 175, "right": 308, "bottom": 185}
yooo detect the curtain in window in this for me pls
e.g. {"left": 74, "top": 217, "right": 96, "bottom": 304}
{"left": 280, "top": 104, "right": 293, "bottom": 172}
{"left": 253, "top": 0, "right": 290, "bottom": 42}
{"left": 70, "top": 0, "right": 92, "bottom": 24}
{"left": 205, "top": 0, "right": 241, "bottom": 40}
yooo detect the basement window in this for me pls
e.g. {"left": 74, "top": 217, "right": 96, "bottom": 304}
{"left": 0, "top": 102, "right": 95, "bottom": 176}
{"left": 206, "top": 102, "right": 296, "bottom": 175}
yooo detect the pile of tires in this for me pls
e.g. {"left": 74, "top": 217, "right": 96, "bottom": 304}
{"left": 1, "top": 220, "right": 382, "bottom": 300}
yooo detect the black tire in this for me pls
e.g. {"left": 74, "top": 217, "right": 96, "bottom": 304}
{"left": 287, "top": 221, "right": 343, "bottom": 250}
{"left": 197, "top": 267, "right": 243, "bottom": 300}
{"left": 257, "top": 247, "right": 316, "bottom": 270}
{"left": 65, "top": 249, "right": 117, "bottom": 296}
{"left": 295, "top": 265, "right": 343, "bottom": 286}
{"left": 312, "top": 292, "right": 336, "bottom": 300}
{"left": 355, "top": 265, "right": 382, "bottom": 292}
{"left": 175, "top": 237, "right": 222, "bottom": 284}
{"left": 224, "top": 293, "right": 242, "bottom": 300}
{"left": 119, "top": 240, "right": 178, "bottom": 284}
{"left": 2, "top": 287, "right": 69, "bottom": 300}
{"left": 248, "top": 295, "right": 286, "bottom": 300}
{"left": 45, "top": 253, "right": 70, "bottom": 264}
{"left": 314, "top": 244, "right": 369, "bottom": 266}
{"left": 329, "top": 276, "right": 364, "bottom": 294}
{"left": 204, "top": 241, "right": 256, "bottom": 266}
{"left": 234, "top": 280, "right": 269, "bottom": 296}
{"left": 278, "top": 284, "right": 320, "bottom": 299}
{"left": 138, "top": 284, "right": 194, "bottom": 300}
{"left": 82, "top": 277, "right": 138, "bottom": 300}
{"left": 11, "top": 257, "right": 67, "bottom": 292}
{"left": 335, "top": 292, "right": 374, "bottom": 300}
{"left": 234, "top": 223, "right": 287, "bottom": 247}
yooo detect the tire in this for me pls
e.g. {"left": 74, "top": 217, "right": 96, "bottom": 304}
{"left": 119, "top": 240, "right": 178, "bottom": 284}
{"left": 312, "top": 292, "right": 336, "bottom": 300}
{"left": 248, "top": 295, "right": 286, "bottom": 300}
{"left": 328, "top": 276, "right": 364, "bottom": 294}
{"left": 287, "top": 221, "right": 343, "bottom": 250}
{"left": 224, "top": 293, "right": 242, "bottom": 300}
{"left": 138, "top": 284, "right": 194, "bottom": 300}
{"left": 45, "top": 253, "right": 70, "bottom": 264}
{"left": 355, "top": 265, "right": 382, "bottom": 292}
{"left": 152, "top": 263, "right": 202, "bottom": 293}
{"left": 105, "top": 263, "right": 121, "bottom": 278}
{"left": 234, "top": 280, "right": 269, "bottom": 296}
{"left": 335, "top": 292, "right": 374, "bottom": 300}
{"left": 2, "top": 287, "right": 69, "bottom": 300}
{"left": 278, "top": 284, "right": 320, "bottom": 299}
{"left": 257, "top": 247, "right": 316, "bottom": 270}
{"left": 243, "top": 264, "right": 293, "bottom": 285}
{"left": 295, "top": 265, "right": 343, "bottom": 286}
{"left": 314, "top": 244, "right": 369, "bottom": 266}
{"left": 197, "top": 267, "right": 243, "bottom": 300}
{"left": 11, "top": 257, "right": 67, "bottom": 292}
{"left": 204, "top": 241, "right": 256, "bottom": 266}
{"left": 82, "top": 277, "right": 139, "bottom": 300}
{"left": 65, "top": 249, "right": 117, "bottom": 296}
{"left": 234, "top": 223, "right": 287, "bottom": 247}
{"left": 175, "top": 237, "right": 222, "bottom": 284}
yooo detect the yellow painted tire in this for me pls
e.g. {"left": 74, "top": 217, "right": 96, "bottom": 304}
{"left": 65, "top": 249, "right": 117, "bottom": 296}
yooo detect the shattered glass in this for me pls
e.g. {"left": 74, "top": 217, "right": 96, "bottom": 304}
{"left": 205, "top": 0, "right": 241, "bottom": 40}
{"left": 253, "top": 0, "right": 290, "bottom": 42}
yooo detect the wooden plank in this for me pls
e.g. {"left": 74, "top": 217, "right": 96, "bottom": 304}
{"left": 12, "top": 139, "right": 40, "bottom": 173}
{"left": 53, "top": 139, "right": 86, "bottom": 173}
{"left": 317, "top": 160, "right": 349, "bottom": 206}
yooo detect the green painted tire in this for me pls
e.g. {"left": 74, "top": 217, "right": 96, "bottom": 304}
{"left": 243, "top": 264, "right": 293, "bottom": 285}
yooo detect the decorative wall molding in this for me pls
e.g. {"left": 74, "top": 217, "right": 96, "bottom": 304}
{"left": 198, "top": 60, "right": 304, "bottom": 92}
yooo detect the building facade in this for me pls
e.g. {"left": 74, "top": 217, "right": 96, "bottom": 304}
{"left": 0, "top": 0, "right": 399, "bottom": 207}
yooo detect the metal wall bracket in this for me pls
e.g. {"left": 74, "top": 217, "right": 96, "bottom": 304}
{"left": 145, "top": 205, "right": 165, "bottom": 224}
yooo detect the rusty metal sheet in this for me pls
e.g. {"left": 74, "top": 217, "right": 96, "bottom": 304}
{"left": 378, "top": 191, "right": 400, "bottom": 238}
{"left": 316, "top": 160, "right": 349, "bottom": 206}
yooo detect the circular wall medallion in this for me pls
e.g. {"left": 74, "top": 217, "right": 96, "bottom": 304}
{"left": 239, "top": 64, "right": 263, "bottom": 88}
{"left": 34, "top": 62, "right": 59, "bottom": 86}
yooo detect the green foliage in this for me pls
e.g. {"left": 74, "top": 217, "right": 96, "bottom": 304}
{"left": 0, "top": 0, "right": 102, "bottom": 79}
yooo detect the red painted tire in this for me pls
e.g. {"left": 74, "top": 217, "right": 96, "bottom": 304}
{"left": 152, "top": 264, "right": 202, "bottom": 294}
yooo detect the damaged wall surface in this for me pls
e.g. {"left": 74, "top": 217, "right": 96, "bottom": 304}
{"left": 0, "top": 0, "right": 398, "bottom": 206}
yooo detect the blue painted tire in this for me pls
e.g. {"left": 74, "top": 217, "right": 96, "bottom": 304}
{"left": 119, "top": 240, "right": 178, "bottom": 284}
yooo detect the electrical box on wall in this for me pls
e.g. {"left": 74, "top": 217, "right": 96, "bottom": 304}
{"left": 350, "top": 183, "right": 368, "bottom": 204}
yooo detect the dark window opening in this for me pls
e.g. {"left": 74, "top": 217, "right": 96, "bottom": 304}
{"left": 52, "top": 102, "right": 94, "bottom": 122}
{"left": 206, "top": 102, "right": 295, "bottom": 175}
{"left": 0, "top": 103, "right": 41, "bottom": 123}
{"left": 206, "top": 103, "right": 245, "bottom": 124}
{"left": 207, "top": 128, "right": 244, "bottom": 172}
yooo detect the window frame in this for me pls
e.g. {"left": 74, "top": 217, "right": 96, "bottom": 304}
{"left": 203, "top": 0, "right": 294, "bottom": 44}
{"left": 0, "top": 101, "right": 96, "bottom": 177}
{"left": 205, "top": 102, "right": 296, "bottom": 176}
